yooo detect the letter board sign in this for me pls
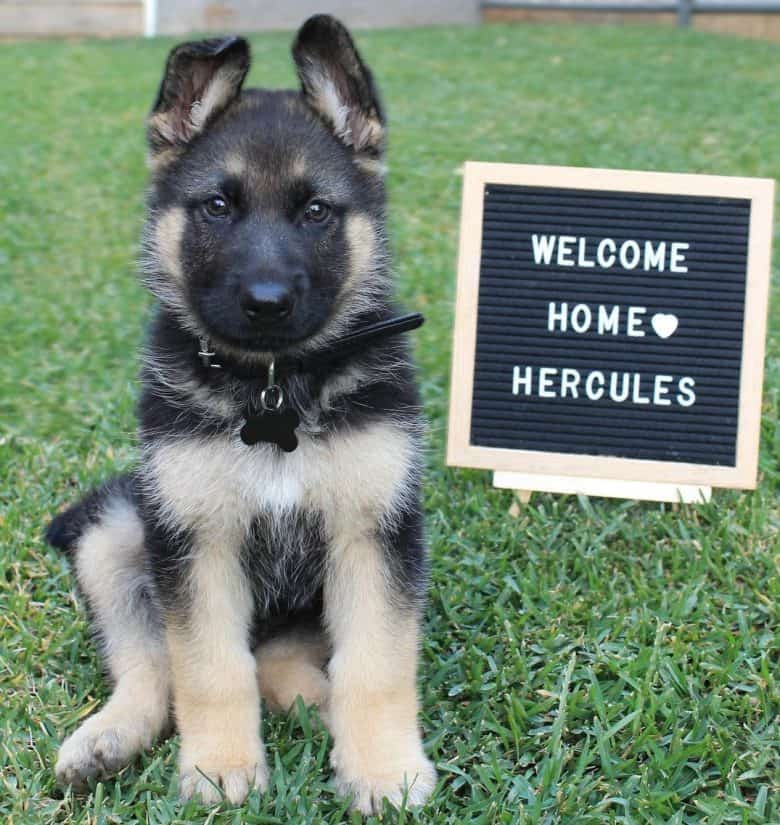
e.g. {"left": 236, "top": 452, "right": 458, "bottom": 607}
{"left": 447, "top": 163, "right": 774, "bottom": 501}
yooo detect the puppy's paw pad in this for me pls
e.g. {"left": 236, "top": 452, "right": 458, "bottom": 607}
{"left": 334, "top": 757, "right": 437, "bottom": 814}
{"left": 56, "top": 725, "right": 138, "bottom": 789}
{"left": 179, "top": 760, "right": 269, "bottom": 806}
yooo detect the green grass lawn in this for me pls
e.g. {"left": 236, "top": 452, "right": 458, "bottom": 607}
{"left": 1, "top": 21, "right": 778, "bottom": 825}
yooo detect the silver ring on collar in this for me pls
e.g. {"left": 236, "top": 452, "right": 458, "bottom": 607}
{"left": 260, "top": 384, "right": 284, "bottom": 411}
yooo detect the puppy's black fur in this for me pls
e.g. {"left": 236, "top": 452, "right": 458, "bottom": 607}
{"left": 46, "top": 16, "right": 435, "bottom": 813}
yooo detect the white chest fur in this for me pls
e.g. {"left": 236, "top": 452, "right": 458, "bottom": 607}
{"left": 143, "top": 422, "right": 415, "bottom": 541}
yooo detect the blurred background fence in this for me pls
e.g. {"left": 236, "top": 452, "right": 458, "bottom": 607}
{"left": 484, "top": 1, "right": 780, "bottom": 39}
{"left": 1, "top": 0, "right": 779, "bottom": 39}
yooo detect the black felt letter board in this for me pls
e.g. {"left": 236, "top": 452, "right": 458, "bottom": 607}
{"left": 470, "top": 185, "right": 751, "bottom": 466}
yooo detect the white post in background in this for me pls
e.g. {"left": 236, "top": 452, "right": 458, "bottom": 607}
{"left": 144, "top": 0, "right": 158, "bottom": 37}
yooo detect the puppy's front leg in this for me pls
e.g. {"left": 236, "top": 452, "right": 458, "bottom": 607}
{"left": 325, "top": 528, "right": 436, "bottom": 814}
{"left": 167, "top": 540, "right": 267, "bottom": 805}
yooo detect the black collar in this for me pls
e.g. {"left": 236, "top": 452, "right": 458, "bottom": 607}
{"left": 197, "top": 312, "right": 425, "bottom": 381}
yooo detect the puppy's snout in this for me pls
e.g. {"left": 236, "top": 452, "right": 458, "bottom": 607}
{"left": 240, "top": 281, "right": 295, "bottom": 323}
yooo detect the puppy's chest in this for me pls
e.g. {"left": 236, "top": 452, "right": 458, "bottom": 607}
{"left": 193, "top": 444, "right": 328, "bottom": 617}
{"left": 149, "top": 435, "right": 326, "bottom": 530}
{"left": 241, "top": 507, "right": 326, "bottom": 619}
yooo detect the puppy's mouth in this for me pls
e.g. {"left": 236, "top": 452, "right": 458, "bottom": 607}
{"left": 218, "top": 329, "right": 311, "bottom": 353}
{"left": 200, "top": 313, "right": 330, "bottom": 358}
{"left": 190, "top": 299, "right": 322, "bottom": 355}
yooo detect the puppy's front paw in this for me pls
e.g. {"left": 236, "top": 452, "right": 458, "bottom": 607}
{"left": 331, "top": 747, "right": 436, "bottom": 814}
{"left": 56, "top": 722, "right": 144, "bottom": 789}
{"left": 179, "top": 748, "right": 269, "bottom": 805}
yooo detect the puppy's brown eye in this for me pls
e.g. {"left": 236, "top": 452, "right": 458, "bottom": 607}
{"left": 204, "top": 195, "right": 230, "bottom": 218}
{"left": 303, "top": 200, "right": 331, "bottom": 223}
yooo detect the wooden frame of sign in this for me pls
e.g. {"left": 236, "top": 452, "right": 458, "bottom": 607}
{"left": 447, "top": 162, "right": 774, "bottom": 503}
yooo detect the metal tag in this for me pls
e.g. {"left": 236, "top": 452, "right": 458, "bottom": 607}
{"left": 239, "top": 359, "right": 300, "bottom": 451}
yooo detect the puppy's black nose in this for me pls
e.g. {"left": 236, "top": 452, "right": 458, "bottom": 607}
{"left": 240, "top": 281, "right": 294, "bottom": 323}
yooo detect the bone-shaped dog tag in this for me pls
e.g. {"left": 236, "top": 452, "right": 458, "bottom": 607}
{"left": 240, "top": 379, "right": 299, "bottom": 452}
{"left": 240, "top": 404, "right": 300, "bottom": 451}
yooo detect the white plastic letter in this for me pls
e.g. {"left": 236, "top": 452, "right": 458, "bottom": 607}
{"left": 598, "top": 305, "right": 620, "bottom": 335}
{"left": 670, "top": 242, "right": 690, "bottom": 273}
{"left": 677, "top": 376, "right": 696, "bottom": 406}
{"left": 538, "top": 367, "right": 558, "bottom": 398}
{"left": 631, "top": 373, "right": 650, "bottom": 404}
{"left": 557, "top": 236, "right": 576, "bottom": 267}
{"left": 627, "top": 306, "right": 647, "bottom": 337}
{"left": 560, "top": 368, "right": 581, "bottom": 398}
{"left": 609, "top": 372, "right": 631, "bottom": 402}
{"left": 577, "top": 237, "right": 595, "bottom": 268}
{"left": 512, "top": 365, "right": 533, "bottom": 396}
{"left": 597, "top": 238, "right": 616, "bottom": 268}
{"left": 548, "top": 302, "right": 568, "bottom": 332}
{"left": 653, "top": 375, "right": 673, "bottom": 406}
{"left": 570, "top": 304, "right": 592, "bottom": 334}
{"left": 644, "top": 241, "right": 666, "bottom": 272}
{"left": 532, "top": 234, "right": 556, "bottom": 266}
{"left": 585, "top": 371, "right": 605, "bottom": 401}
{"left": 619, "top": 240, "right": 641, "bottom": 270}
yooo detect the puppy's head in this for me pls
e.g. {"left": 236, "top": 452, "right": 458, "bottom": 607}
{"left": 141, "top": 16, "right": 388, "bottom": 356}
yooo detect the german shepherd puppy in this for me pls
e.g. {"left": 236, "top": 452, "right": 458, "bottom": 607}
{"left": 46, "top": 15, "right": 436, "bottom": 813}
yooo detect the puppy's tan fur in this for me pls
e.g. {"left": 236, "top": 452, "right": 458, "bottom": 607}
{"left": 135, "top": 421, "right": 432, "bottom": 806}
{"left": 56, "top": 500, "right": 170, "bottom": 788}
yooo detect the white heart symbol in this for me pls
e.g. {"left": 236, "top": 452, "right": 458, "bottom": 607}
{"left": 651, "top": 313, "right": 678, "bottom": 339}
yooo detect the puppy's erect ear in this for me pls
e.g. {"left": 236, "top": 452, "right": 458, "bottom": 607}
{"left": 292, "top": 15, "right": 385, "bottom": 157}
{"left": 147, "top": 36, "right": 250, "bottom": 159}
